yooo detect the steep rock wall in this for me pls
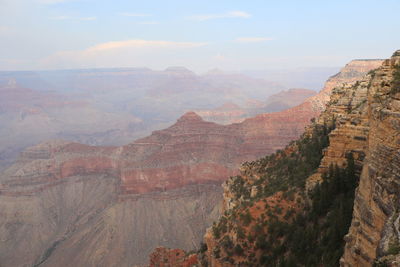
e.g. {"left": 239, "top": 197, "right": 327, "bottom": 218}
{"left": 341, "top": 51, "right": 400, "bottom": 266}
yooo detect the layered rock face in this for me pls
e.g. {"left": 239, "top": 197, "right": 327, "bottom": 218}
{"left": 0, "top": 108, "right": 316, "bottom": 196}
{"left": 341, "top": 51, "right": 400, "bottom": 266}
{"left": 309, "top": 59, "right": 385, "bottom": 110}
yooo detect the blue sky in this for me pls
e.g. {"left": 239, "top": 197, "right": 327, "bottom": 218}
{"left": 0, "top": 0, "right": 399, "bottom": 72}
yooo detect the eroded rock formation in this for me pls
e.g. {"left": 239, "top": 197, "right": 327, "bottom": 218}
{"left": 341, "top": 51, "right": 400, "bottom": 266}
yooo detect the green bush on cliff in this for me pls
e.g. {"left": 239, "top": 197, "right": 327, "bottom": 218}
{"left": 240, "top": 211, "right": 253, "bottom": 226}
{"left": 390, "top": 64, "right": 400, "bottom": 94}
{"left": 387, "top": 241, "right": 400, "bottom": 255}
{"left": 228, "top": 122, "right": 333, "bottom": 207}
{"left": 203, "top": 119, "right": 360, "bottom": 266}
{"left": 256, "top": 155, "right": 359, "bottom": 266}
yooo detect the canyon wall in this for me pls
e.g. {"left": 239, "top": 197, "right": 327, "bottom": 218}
{"left": 341, "top": 51, "right": 400, "bottom": 266}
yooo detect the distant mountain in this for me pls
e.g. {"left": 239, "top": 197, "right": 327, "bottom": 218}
{"left": 0, "top": 67, "right": 285, "bottom": 171}
{"left": 195, "top": 88, "right": 317, "bottom": 125}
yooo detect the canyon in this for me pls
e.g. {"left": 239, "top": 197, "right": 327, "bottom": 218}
{"left": 0, "top": 59, "right": 382, "bottom": 266}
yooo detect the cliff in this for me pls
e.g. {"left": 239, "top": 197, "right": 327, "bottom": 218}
{"left": 189, "top": 53, "right": 399, "bottom": 267}
{"left": 341, "top": 51, "right": 400, "bottom": 266}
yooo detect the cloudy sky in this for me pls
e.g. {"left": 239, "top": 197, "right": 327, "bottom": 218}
{"left": 0, "top": 0, "right": 399, "bottom": 72}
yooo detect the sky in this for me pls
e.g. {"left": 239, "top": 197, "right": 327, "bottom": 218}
{"left": 0, "top": 0, "right": 399, "bottom": 72}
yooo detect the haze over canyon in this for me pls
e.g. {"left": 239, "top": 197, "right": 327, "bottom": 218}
{"left": 0, "top": 57, "right": 382, "bottom": 266}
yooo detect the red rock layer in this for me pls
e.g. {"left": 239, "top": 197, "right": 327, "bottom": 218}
{"left": 1, "top": 109, "right": 313, "bottom": 196}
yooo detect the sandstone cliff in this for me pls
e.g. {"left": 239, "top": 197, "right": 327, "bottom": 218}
{"left": 341, "top": 51, "right": 400, "bottom": 266}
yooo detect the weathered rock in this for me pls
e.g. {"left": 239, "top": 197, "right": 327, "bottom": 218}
{"left": 341, "top": 51, "right": 400, "bottom": 267}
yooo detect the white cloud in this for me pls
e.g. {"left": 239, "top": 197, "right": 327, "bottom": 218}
{"left": 49, "top": 16, "right": 96, "bottom": 21}
{"left": 188, "top": 10, "right": 251, "bottom": 21}
{"left": 235, "top": 37, "right": 274, "bottom": 43}
{"left": 85, "top": 39, "right": 207, "bottom": 53}
{"left": 40, "top": 39, "right": 208, "bottom": 68}
{"left": 119, "top": 13, "right": 151, "bottom": 17}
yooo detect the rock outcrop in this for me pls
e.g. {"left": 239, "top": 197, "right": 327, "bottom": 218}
{"left": 341, "top": 51, "right": 400, "bottom": 266}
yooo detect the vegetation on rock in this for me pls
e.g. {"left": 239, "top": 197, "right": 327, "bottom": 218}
{"left": 390, "top": 64, "right": 400, "bottom": 94}
{"left": 199, "top": 116, "right": 361, "bottom": 266}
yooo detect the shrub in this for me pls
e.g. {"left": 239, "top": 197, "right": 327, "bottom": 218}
{"left": 387, "top": 241, "right": 400, "bottom": 255}
{"left": 391, "top": 64, "right": 400, "bottom": 94}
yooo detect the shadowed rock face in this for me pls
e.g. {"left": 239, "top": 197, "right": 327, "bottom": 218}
{"left": 0, "top": 59, "right": 383, "bottom": 267}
